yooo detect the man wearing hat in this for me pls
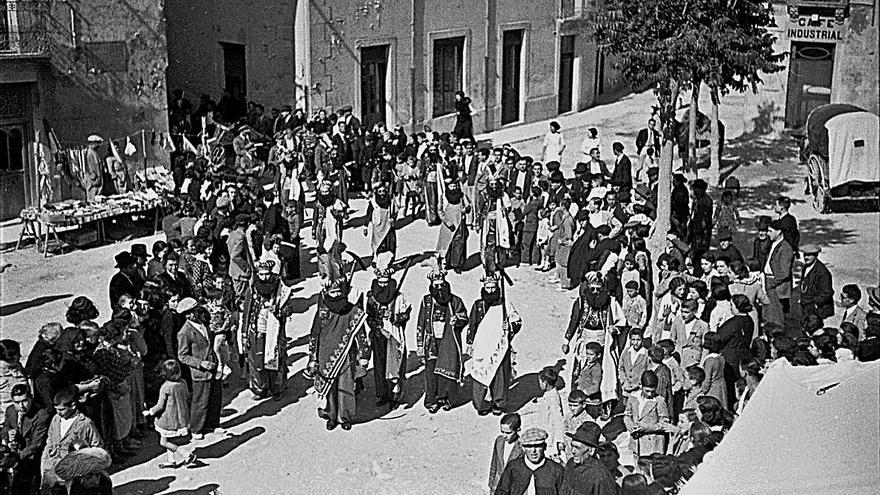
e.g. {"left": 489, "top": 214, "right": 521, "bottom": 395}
{"left": 798, "top": 244, "right": 834, "bottom": 325}
{"left": 547, "top": 171, "right": 569, "bottom": 206}
{"left": 559, "top": 422, "right": 618, "bottom": 495}
{"left": 130, "top": 243, "right": 149, "bottom": 288}
{"left": 466, "top": 274, "right": 522, "bottom": 416}
{"left": 109, "top": 252, "right": 141, "bottom": 309}
{"left": 495, "top": 427, "right": 565, "bottom": 495}
{"left": 273, "top": 105, "right": 293, "bottom": 135}
{"left": 308, "top": 257, "right": 369, "bottom": 431}
{"left": 83, "top": 135, "right": 105, "bottom": 201}
{"left": 569, "top": 164, "right": 591, "bottom": 209}
{"left": 763, "top": 219, "right": 794, "bottom": 330}
{"left": 365, "top": 253, "right": 411, "bottom": 408}
{"left": 751, "top": 215, "right": 773, "bottom": 267}
{"left": 416, "top": 267, "right": 469, "bottom": 413}
{"left": 716, "top": 229, "right": 744, "bottom": 265}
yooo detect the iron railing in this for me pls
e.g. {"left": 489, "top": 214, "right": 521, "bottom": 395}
{"left": 0, "top": 1, "right": 51, "bottom": 55}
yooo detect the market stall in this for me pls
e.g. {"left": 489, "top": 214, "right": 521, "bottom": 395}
{"left": 39, "top": 190, "right": 166, "bottom": 256}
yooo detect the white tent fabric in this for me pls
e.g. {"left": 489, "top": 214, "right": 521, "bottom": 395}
{"left": 826, "top": 112, "right": 880, "bottom": 188}
{"left": 680, "top": 360, "right": 880, "bottom": 495}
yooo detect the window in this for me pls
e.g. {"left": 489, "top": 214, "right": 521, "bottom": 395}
{"left": 85, "top": 41, "right": 128, "bottom": 72}
{"left": 0, "top": 127, "right": 25, "bottom": 172}
{"left": 433, "top": 36, "right": 464, "bottom": 118}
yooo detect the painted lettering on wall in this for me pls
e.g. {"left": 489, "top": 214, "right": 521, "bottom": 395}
{"left": 788, "top": 15, "right": 843, "bottom": 42}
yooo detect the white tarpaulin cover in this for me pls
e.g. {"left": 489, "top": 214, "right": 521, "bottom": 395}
{"left": 679, "top": 360, "right": 880, "bottom": 495}
{"left": 826, "top": 112, "right": 880, "bottom": 188}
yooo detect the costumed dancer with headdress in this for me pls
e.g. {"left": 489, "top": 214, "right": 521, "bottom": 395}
{"left": 416, "top": 265, "right": 469, "bottom": 413}
{"left": 307, "top": 258, "right": 369, "bottom": 431}
{"left": 436, "top": 180, "right": 469, "bottom": 272}
{"left": 465, "top": 273, "right": 521, "bottom": 416}
{"left": 365, "top": 252, "right": 411, "bottom": 408}
{"left": 363, "top": 181, "right": 397, "bottom": 260}
{"left": 313, "top": 180, "right": 348, "bottom": 278}
{"left": 242, "top": 259, "right": 292, "bottom": 400}
{"left": 562, "top": 271, "right": 626, "bottom": 420}
{"left": 480, "top": 177, "right": 514, "bottom": 275}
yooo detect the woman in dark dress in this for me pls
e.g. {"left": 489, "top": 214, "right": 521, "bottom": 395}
{"left": 715, "top": 294, "right": 755, "bottom": 410}
{"left": 452, "top": 91, "right": 473, "bottom": 141}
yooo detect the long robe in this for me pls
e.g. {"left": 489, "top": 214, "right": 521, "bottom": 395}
{"left": 366, "top": 290, "right": 410, "bottom": 401}
{"left": 565, "top": 297, "right": 626, "bottom": 403}
{"left": 243, "top": 276, "right": 289, "bottom": 395}
{"left": 416, "top": 294, "right": 468, "bottom": 405}
{"left": 309, "top": 295, "right": 369, "bottom": 423}
{"left": 466, "top": 298, "right": 521, "bottom": 411}
{"left": 481, "top": 196, "right": 514, "bottom": 273}
{"left": 437, "top": 200, "right": 468, "bottom": 268}
{"left": 366, "top": 199, "right": 397, "bottom": 258}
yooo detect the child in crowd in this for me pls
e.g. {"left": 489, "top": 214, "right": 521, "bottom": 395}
{"left": 657, "top": 339, "right": 685, "bottom": 419}
{"left": 713, "top": 189, "right": 741, "bottom": 236}
{"left": 535, "top": 205, "right": 554, "bottom": 272}
{"left": 683, "top": 366, "right": 705, "bottom": 412}
{"left": 624, "top": 370, "right": 670, "bottom": 462}
{"left": 535, "top": 367, "right": 565, "bottom": 461}
{"left": 620, "top": 255, "right": 642, "bottom": 294}
{"left": 143, "top": 360, "right": 196, "bottom": 468}
{"left": 646, "top": 345, "right": 673, "bottom": 417}
{"left": 575, "top": 342, "right": 604, "bottom": 417}
{"left": 699, "top": 332, "right": 727, "bottom": 406}
{"left": 622, "top": 280, "right": 648, "bottom": 332}
{"left": 618, "top": 328, "right": 648, "bottom": 406}
{"left": 205, "top": 288, "right": 234, "bottom": 383}
{"left": 561, "top": 391, "right": 591, "bottom": 462}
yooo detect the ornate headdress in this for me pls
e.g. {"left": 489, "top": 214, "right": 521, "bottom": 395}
{"left": 373, "top": 252, "right": 395, "bottom": 279}
{"left": 255, "top": 260, "right": 276, "bottom": 273}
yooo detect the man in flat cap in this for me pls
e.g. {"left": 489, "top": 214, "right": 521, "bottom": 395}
{"left": 558, "top": 422, "right": 618, "bottom": 495}
{"left": 83, "top": 135, "right": 105, "bottom": 201}
{"left": 495, "top": 427, "right": 564, "bottom": 495}
{"left": 798, "top": 244, "right": 834, "bottom": 325}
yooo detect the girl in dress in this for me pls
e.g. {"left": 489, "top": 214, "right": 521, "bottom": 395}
{"left": 713, "top": 190, "right": 741, "bottom": 236}
{"left": 143, "top": 360, "right": 196, "bottom": 468}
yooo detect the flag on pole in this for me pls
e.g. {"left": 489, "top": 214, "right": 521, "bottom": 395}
{"left": 181, "top": 134, "right": 199, "bottom": 154}
{"left": 124, "top": 136, "right": 137, "bottom": 156}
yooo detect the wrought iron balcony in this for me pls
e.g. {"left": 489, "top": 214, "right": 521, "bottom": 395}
{"left": 560, "top": 0, "right": 600, "bottom": 21}
{"left": 0, "top": 1, "right": 51, "bottom": 56}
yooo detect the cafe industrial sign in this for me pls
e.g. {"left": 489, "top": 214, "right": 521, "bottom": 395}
{"left": 787, "top": 14, "right": 843, "bottom": 42}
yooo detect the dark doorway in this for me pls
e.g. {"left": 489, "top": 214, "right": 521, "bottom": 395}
{"left": 501, "top": 30, "right": 523, "bottom": 125}
{"left": 785, "top": 42, "right": 835, "bottom": 129}
{"left": 221, "top": 42, "right": 247, "bottom": 113}
{"left": 0, "top": 124, "right": 27, "bottom": 220}
{"left": 558, "top": 35, "right": 575, "bottom": 114}
{"left": 433, "top": 37, "right": 465, "bottom": 117}
{"left": 361, "top": 45, "right": 389, "bottom": 129}
{"left": 594, "top": 47, "right": 606, "bottom": 97}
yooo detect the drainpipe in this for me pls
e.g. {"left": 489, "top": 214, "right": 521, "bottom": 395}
{"left": 484, "top": 0, "right": 496, "bottom": 132}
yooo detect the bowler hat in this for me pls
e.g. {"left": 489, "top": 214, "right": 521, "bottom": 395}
{"left": 339, "top": 105, "right": 353, "bottom": 113}
{"left": 575, "top": 209, "right": 590, "bottom": 221}
{"left": 130, "top": 244, "right": 148, "bottom": 257}
{"left": 574, "top": 162, "right": 589, "bottom": 175}
{"left": 550, "top": 170, "right": 565, "bottom": 183}
{"left": 520, "top": 427, "right": 549, "bottom": 447}
{"left": 718, "top": 229, "right": 733, "bottom": 241}
{"left": 545, "top": 161, "right": 561, "bottom": 172}
{"left": 691, "top": 179, "right": 708, "bottom": 191}
{"left": 114, "top": 252, "right": 136, "bottom": 268}
{"left": 755, "top": 215, "right": 771, "bottom": 230}
{"left": 566, "top": 421, "right": 602, "bottom": 447}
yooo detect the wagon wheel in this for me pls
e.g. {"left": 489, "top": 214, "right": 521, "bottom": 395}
{"left": 808, "top": 154, "right": 829, "bottom": 213}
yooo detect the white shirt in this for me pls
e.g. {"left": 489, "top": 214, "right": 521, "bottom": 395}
{"left": 502, "top": 439, "right": 516, "bottom": 464}
{"left": 59, "top": 414, "right": 77, "bottom": 439}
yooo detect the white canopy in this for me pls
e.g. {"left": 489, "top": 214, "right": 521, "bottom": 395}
{"left": 826, "top": 112, "right": 880, "bottom": 188}
{"left": 679, "top": 360, "right": 880, "bottom": 495}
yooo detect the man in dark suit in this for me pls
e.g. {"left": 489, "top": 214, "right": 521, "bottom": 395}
{"left": 764, "top": 220, "right": 794, "bottom": 331}
{"left": 635, "top": 118, "right": 661, "bottom": 155}
{"left": 262, "top": 190, "right": 290, "bottom": 241}
{"left": 610, "top": 142, "right": 633, "bottom": 194}
{"left": 154, "top": 252, "right": 194, "bottom": 299}
{"left": 488, "top": 413, "right": 524, "bottom": 494}
{"left": 109, "top": 251, "right": 141, "bottom": 308}
{"left": 506, "top": 156, "right": 534, "bottom": 200}
{"left": 2, "top": 384, "right": 52, "bottom": 494}
{"left": 798, "top": 244, "right": 834, "bottom": 325}
{"left": 774, "top": 196, "right": 800, "bottom": 254}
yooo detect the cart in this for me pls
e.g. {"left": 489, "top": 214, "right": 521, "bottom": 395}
{"left": 801, "top": 104, "right": 880, "bottom": 213}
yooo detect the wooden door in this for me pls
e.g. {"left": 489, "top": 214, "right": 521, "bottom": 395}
{"left": 558, "top": 35, "right": 575, "bottom": 114}
{"left": 501, "top": 30, "right": 523, "bottom": 125}
{"left": 360, "top": 45, "right": 388, "bottom": 129}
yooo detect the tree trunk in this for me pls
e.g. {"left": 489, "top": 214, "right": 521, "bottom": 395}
{"left": 688, "top": 80, "right": 700, "bottom": 176}
{"left": 709, "top": 86, "right": 721, "bottom": 186}
{"left": 649, "top": 78, "right": 679, "bottom": 264}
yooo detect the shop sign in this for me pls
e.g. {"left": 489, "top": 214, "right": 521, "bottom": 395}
{"left": 787, "top": 15, "right": 843, "bottom": 42}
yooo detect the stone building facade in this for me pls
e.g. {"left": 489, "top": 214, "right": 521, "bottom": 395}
{"left": 1, "top": 0, "right": 169, "bottom": 219}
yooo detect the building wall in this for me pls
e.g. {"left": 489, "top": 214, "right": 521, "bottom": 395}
{"left": 164, "top": 0, "right": 297, "bottom": 109}
{"left": 832, "top": 0, "right": 879, "bottom": 113}
{"left": 305, "top": 0, "right": 626, "bottom": 134}
{"left": 0, "top": 0, "right": 170, "bottom": 215}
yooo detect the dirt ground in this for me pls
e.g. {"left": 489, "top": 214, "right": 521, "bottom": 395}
{"left": 0, "top": 90, "right": 877, "bottom": 495}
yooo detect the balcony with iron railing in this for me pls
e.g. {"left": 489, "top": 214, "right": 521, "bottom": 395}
{"left": 0, "top": 0, "right": 51, "bottom": 57}
{"left": 560, "top": 0, "right": 602, "bottom": 20}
